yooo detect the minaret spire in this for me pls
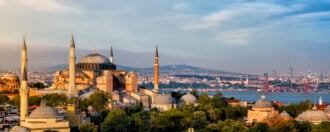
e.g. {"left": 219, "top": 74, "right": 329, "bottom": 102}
{"left": 22, "top": 36, "right": 27, "bottom": 50}
{"left": 68, "top": 34, "right": 78, "bottom": 97}
{"left": 153, "top": 46, "right": 159, "bottom": 92}
{"left": 70, "top": 34, "right": 75, "bottom": 48}
{"left": 110, "top": 45, "right": 114, "bottom": 64}
{"left": 20, "top": 36, "right": 29, "bottom": 123}
{"left": 155, "top": 46, "right": 159, "bottom": 57}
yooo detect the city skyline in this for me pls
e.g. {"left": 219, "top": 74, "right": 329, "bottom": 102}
{"left": 0, "top": 0, "right": 330, "bottom": 73}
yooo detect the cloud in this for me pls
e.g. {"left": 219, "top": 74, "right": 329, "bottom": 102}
{"left": 0, "top": 0, "right": 80, "bottom": 14}
{"left": 184, "top": 3, "right": 304, "bottom": 30}
{"left": 213, "top": 29, "right": 257, "bottom": 45}
{"left": 173, "top": 3, "right": 189, "bottom": 11}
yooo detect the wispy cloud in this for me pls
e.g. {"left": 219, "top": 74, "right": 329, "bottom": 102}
{"left": 184, "top": 3, "right": 304, "bottom": 30}
{"left": 173, "top": 3, "right": 189, "bottom": 11}
{"left": 213, "top": 29, "right": 258, "bottom": 45}
{"left": 0, "top": 0, "right": 80, "bottom": 14}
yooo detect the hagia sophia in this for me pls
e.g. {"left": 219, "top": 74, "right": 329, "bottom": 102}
{"left": 7, "top": 35, "right": 163, "bottom": 131}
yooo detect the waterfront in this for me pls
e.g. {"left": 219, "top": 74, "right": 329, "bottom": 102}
{"left": 160, "top": 90, "right": 330, "bottom": 104}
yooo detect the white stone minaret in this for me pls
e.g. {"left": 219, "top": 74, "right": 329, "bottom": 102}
{"left": 245, "top": 75, "right": 249, "bottom": 85}
{"left": 67, "top": 34, "right": 78, "bottom": 97}
{"left": 20, "top": 37, "right": 29, "bottom": 123}
{"left": 319, "top": 97, "right": 323, "bottom": 105}
{"left": 110, "top": 46, "right": 114, "bottom": 64}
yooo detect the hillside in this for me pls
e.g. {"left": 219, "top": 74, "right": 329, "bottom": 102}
{"left": 45, "top": 64, "right": 241, "bottom": 75}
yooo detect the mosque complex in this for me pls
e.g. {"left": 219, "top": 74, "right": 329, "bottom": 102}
{"left": 9, "top": 35, "right": 162, "bottom": 132}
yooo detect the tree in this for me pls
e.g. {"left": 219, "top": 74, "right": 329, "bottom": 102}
{"left": 29, "top": 96, "right": 42, "bottom": 106}
{"left": 0, "top": 94, "right": 9, "bottom": 104}
{"left": 223, "top": 106, "right": 247, "bottom": 120}
{"left": 319, "top": 121, "right": 330, "bottom": 132}
{"left": 88, "top": 91, "right": 110, "bottom": 113}
{"left": 207, "top": 119, "right": 247, "bottom": 132}
{"left": 179, "top": 103, "right": 195, "bottom": 114}
{"left": 150, "top": 112, "right": 174, "bottom": 131}
{"left": 126, "top": 104, "right": 143, "bottom": 116}
{"left": 131, "top": 111, "right": 151, "bottom": 131}
{"left": 80, "top": 123, "right": 98, "bottom": 132}
{"left": 171, "top": 91, "right": 183, "bottom": 102}
{"left": 211, "top": 94, "right": 227, "bottom": 108}
{"left": 102, "top": 109, "right": 129, "bottom": 132}
{"left": 270, "top": 120, "right": 296, "bottom": 132}
{"left": 198, "top": 93, "right": 211, "bottom": 105}
{"left": 295, "top": 121, "right": 312, "bottom": 132}
{"left": 9, "top": 95, "right": 20, "bottom": 107}
{"left": 218, "top": 119, "right": 247, "bottom": 132}
{"left": 193, "top": 111, "right": 208, "bottom": 129}
{"left": 29, "top": 82, "right": 45, "bottom": 90}
{"left": 279, "top": 100, "right": 311, "bottom": 117}
{"left": 247, "top": 123, "right": 269, "bottom": 132}
{"left": 42, "top": 93, "right": 68, "bottom": 106}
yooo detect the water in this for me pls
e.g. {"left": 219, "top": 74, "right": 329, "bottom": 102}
{"left": 217, "top": 91, "right": 330, "bottom": 104}
{"left": 161, "top": 90, "right": 330, "bottom": 104}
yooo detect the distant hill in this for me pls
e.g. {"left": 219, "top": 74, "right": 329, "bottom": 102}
{"left": 45, "top": 64, "right": 241, "bottom": 75}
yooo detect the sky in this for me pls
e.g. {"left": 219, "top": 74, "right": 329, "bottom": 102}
{"left": 0, "top": 0, "right": 330, "bottom": 74}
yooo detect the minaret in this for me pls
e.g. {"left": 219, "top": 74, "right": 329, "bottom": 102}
{"left": 153, "top": 46, "right": 159, "bottom": 92}
{"left": 67, "top": 34, "right": 78, "bottom": 97}
{"left": 319, "top": 97, "right": 323, "bottom": 105}
{"left": 20, "top": 37, "right": 29, "bottom": 123}
{"left": 110, "top": 46, "right": 114, "bottom": 64}
{"left": 245, "top": 75, "right": 249, "bottom": 85}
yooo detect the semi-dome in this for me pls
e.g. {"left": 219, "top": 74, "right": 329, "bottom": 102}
{"left": 280, "top": 111, "right": 292, "bottom": 118}
{"left": 297, "top": 109, "right": 328, "bottom": 122}
{"left": 179, "top": 93, "right": 197, "bottom": 104}
{"left": 153, "top": 95, "right": 175, "bottom": 105}
{"left": 79, "top": 52, "right": 110, "bottom": 64}
{"left": 253, "top": 95, "right": 273, "bottom": 108}
{"left": 29, "top": 106, "right": 59, "bottom": 118}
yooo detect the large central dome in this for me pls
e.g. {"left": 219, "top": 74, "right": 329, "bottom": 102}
{"left": 79, "top": 53, "right": 110, "bottom": 64}
{"left": 77, "top": 52, "right": 116, "bottom": 70}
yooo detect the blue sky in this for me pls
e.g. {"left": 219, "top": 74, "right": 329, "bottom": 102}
{"left": 0, "top": 0, "right": 330, "bottom": 73}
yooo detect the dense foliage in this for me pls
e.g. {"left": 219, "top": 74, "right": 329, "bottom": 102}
{"left": 2, "top": 91, "right": 328, "bottom": 132}
{"left": 276, "top": 100, "right": 311, "bottom": 117}
{"left": 80, "top": 91, "right": 111, "bottom": 113}
{"left": 80, "top": 123, "right": 98, "bottom": 132}
{"left": 0, "top": 94, "right": 9, "bottom": 104}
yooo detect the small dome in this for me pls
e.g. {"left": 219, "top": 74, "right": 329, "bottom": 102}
{"left": 10, "top": 126, "right": 29, "bottom": 132}
{"left": 280, "top": 111, "right": 292, "bottom": 118}
{"left": 297, "top": 110, "right": 329, "bottom": 122}
{"left": 253, "top": 94, "right": 273, "bottom": 108}
{"left": 179, "top": 93, "right": 197, "bottom": 104}
{"left": 253, "top": 99, "right": 273, "bottom": 108}
{"left": 79, "top": 52, "right": 110, "bottom": 64}
{"left": 153, "top": 95, "right": 174, "bottom": 105}
{"left": 29, "top": 106, "right": 59, "bottom": 118}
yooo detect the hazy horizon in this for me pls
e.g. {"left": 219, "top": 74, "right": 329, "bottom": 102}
{"left": 1, "top": 0, "right": 330, "bottom": 74}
